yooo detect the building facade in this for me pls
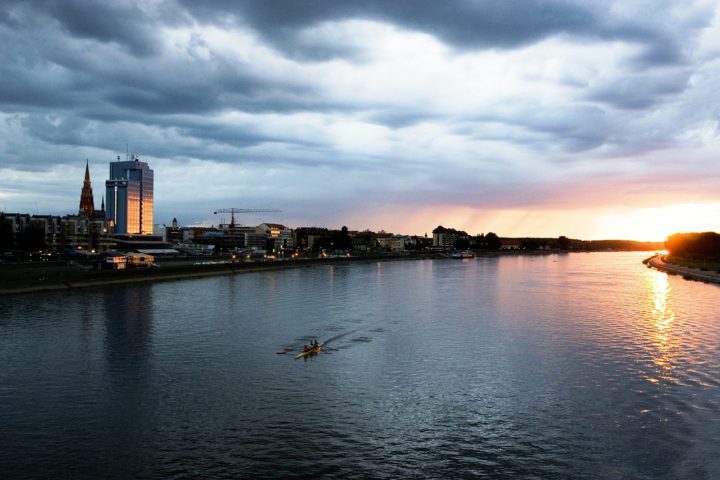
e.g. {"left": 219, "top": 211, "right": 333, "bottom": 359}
{"left": 0, "top": 211, "right": 113, "bottom": 254}
{"left": 105, "top": 155, "right": 154, "bottom": 235}
{"left": 257, "top": 223, "right": 293, "bottom": 251}
{"left": 432, "top": 225, "right": 469, "bottom": 250}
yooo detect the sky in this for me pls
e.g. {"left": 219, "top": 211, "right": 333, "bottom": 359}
{"left": 1, "top": 0, "right": 719, "bottom": 241}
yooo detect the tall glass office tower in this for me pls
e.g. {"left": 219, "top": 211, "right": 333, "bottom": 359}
{"left": 105, "top": 155, "right": 154, "bottom": 234}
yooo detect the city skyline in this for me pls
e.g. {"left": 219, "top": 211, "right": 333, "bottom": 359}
{"left": 1, "top": 1, "right": 719, "bottom": 241}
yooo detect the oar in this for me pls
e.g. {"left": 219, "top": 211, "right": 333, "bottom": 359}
{"left": 322, "top": 328, "right": 359, "bottom": 345}
{"left": 292, "top": 328, "right": 360, "bottom": 359}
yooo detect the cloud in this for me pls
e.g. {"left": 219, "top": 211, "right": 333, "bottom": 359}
{"left": 588, "top": 70, "right": 692, "bottom": 110}
{"left": 181, "top": 0, "right": 598, "bottom": 53}
{"left": 42, "top": 0, "right": 167, "bottom": 57}
{"left": 0, "top": 0, "right": 719, "bottom": 237}
{"left": 179, "top": 0, "right": 709, "bottom": 69}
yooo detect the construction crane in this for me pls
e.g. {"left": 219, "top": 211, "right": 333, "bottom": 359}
{"left": 213, "top": 208, "right": 281, "bottom": 227}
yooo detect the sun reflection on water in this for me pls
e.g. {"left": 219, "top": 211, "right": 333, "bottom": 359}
{"left": 646, "top": 270, "right": 678, "bottom": 383}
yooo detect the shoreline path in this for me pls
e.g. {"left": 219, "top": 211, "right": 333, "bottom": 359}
{"left": 645, "top": 254, "right": 720, "bottom": 286}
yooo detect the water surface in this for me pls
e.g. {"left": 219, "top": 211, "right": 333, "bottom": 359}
{"left": 2, "top": 253, "right": 719, "bottom": 479}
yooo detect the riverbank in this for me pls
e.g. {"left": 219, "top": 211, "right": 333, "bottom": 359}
{"left": 0, "top": 254, "right": 442, "bottom": 296}
{"left": 644, "top": 254, "right": 720, "bottom": 285}
{"left": 1, "top": 250, "right": 656, "bottom": 296}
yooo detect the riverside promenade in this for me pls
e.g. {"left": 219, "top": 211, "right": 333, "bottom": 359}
{"left": 644, "top": 254, "right": 720, "bottom": 285}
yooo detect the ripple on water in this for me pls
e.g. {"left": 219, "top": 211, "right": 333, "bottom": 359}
{"left": 2, "top": 253, "right": 720, "bottom": 478}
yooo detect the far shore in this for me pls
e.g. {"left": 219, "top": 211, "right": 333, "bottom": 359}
{"left": 0, "top": 254, "right": 443, "bottom": 296}
{"left": 644, "top": 254, "right": 720, "bottom": 286}
{"left": 1, "top": 249, "right": 663, "bottom": 296}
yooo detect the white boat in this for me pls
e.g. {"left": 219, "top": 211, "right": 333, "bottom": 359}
{"left": 452, "top": 250, "right": 475, "bottom": 259}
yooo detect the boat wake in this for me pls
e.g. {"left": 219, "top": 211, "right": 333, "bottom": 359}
{"left": 323, "top": 328, "right": 360, "bottom": 345}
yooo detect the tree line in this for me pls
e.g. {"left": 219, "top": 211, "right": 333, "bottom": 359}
{"left": 665, "top": 232, "right": 720, "bottom": 260}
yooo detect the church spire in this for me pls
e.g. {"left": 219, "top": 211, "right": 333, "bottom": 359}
{"left": 79, "top": 159, "right": 95, "bottom": 217}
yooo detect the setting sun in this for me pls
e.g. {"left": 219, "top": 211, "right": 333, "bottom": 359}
{"left": 592, "top": 203, "right": 720, "bottom": 242}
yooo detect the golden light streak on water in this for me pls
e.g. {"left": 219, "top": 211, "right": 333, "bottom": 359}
{"left": 646, "top": 270, "right": 678, "bottom": 383}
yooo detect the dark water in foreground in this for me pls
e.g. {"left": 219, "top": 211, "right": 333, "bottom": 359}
{"left": 2, "top": 252, "right": 720, "bottom": 479}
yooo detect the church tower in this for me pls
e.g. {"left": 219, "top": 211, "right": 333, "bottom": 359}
{"left": 79, "top": 160, "right": 95, "bottom": 218}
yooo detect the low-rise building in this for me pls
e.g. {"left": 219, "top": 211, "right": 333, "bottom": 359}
{"left": 294, "top": 227, "right": 328, "bottom": 252}
{"left": 500, "top": 239, "right": 521, "bottom": 250}
{"left": 103, "top": 254, "right": 128, "bottom": 270}
{"left": 257, "top": 223, "right": 293, "bottom": 251}
{"left": 1, "top": 211, "right": 114, "bottom": 254}
{"left": 125, "top": 252, "right": 154, "bottom": 267}
{"left": 376, "top": 236, "right": 406, "bottom": 252}
{"left": 432, "top": 226, "right": 469, "bottom": 250}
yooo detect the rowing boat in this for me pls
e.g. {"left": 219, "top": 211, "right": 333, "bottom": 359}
{"left": 294, "top": 342, "right": 324, "bottom": 359}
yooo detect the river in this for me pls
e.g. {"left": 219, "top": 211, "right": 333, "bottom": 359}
{"left": 1, "top": 252, "right": 719, "bottom": 479}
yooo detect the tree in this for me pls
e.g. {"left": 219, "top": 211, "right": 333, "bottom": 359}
{"left": 455, "top": 237, "right": 470, "bottom": 250}
{"left": 19, "top": 223, "right": 46, "bottom": 252}
{"left": 337, "top": 226, "right": 352, "bottom": 251}
{"left": 0, "top": 214, "right": 14, "bottom": 251}
{"left": 557, "top": 235, "right": 570, "bottom": 250}
{"left": 666, "top": 232, "right": 720, "bottom": 259}
{"left": 472, "top": 234, "right": 487, "bottom": 250}
{"left": 521, "top": 238, "right": 540, "bottom": 250}
{"left": 485, "top": 232, "right": 502, "bottom": 250}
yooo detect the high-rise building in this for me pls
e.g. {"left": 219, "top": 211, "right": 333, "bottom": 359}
{"left": 105, "top": 155, "right": 154, "bottom": 235}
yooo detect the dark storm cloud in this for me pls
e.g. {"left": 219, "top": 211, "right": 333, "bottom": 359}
{"left": 14, "top": 112, "right": 311, "bottom": 166}
{"left": 180, "top": 0, "right": 694, "bottom": 67}
{"left": 0, "top": 0, "right": 173, "bottom": 57}
{"left": 0, "top": 1, "right": 332, "bottom": 117}
{"left": 1, "top": 0, "right": 718, "bottom": 231}
{"left": 0, "top": 0, "right": 706, "bottom": 121}
{"left": 44, "top": 0, "right": 166, "bottom": 57}
{"left": 184, "top": 0, "right": 595, "bottom": 53}
{"left": 0, "top": 66, "right": 71, "bottom": 108}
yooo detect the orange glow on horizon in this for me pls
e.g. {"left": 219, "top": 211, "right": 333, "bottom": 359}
{"left": 591, "top": 203, "right": 720, "bottom": 242}
{"left": 350, "top": 202, "right": 720, "bottom": 241}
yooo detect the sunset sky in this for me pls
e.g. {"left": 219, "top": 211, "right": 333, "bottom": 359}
{"left": 1, "top": 1, "right": 719, "bottom": 241}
